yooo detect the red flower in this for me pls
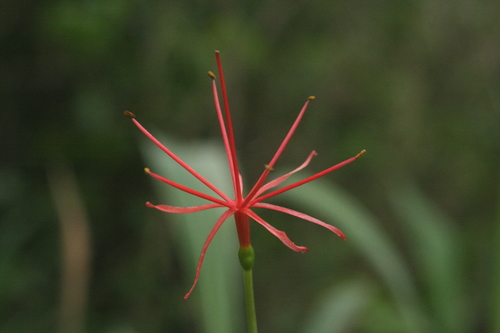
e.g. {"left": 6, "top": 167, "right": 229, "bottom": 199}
{"left": 125, "top": 51, "right": 365, "bottom": 299}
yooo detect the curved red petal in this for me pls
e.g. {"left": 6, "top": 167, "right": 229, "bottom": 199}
{"left": 243, "top": 209, "right": 308, "bottom": 252}
{"left": 146, "top": 202, "right": 224, "bottom": 214}
{"left": 253, "top": 154, "right": 359, "bottom": 204}
{"left": 242, "top": 98, "right": 314, "bottom": 206}
{"left": 184, "top": 209, "right": 235, "bottom": 299}
{"left": 146, "top": 170, "right": 231, "bottom": 207}
{"left": 255, "top": 151, "right": 317, "bottom": 197}
{"left": 211, "top": 78, "right": 240, "bottom": 200}
{"left": 252, "top": 202, "right": 346, "bottom": 240}
{"left": 238, "top": 172, "right": 244, "bottom": 196}
{"left": 215, "top": 51, "right": 243, "bottom": 203}
{"left": 130, "top": 117, "right": 232, "bottom": 202}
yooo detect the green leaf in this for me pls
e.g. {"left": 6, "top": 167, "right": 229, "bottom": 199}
{"left": 387, "top": 180, "right": 466, "bottom": 332}
{"left": 281, "top": 178, "right": 429, "bottom": 332}
{"left": 301, "top": 279, "right": 374, "bottom": 333}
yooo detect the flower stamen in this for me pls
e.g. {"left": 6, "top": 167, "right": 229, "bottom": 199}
{"left": 264, "top": 164, "right": 274, "bottom": 172}
{"left": 356, "top": 149, "right": 366, "bottom": 159}
{"left": 124, "top": 111, "right": 136, "bottom": 118}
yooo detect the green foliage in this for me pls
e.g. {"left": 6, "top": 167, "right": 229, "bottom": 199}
{"left": 283, "top": 177, "right": 470, "bottom": 332}
{"left": 283, "top": 177, "right": 427, "bottom": 332}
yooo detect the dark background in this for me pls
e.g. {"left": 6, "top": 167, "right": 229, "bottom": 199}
{"left": 1, "top": 0, "right": 499, "bottom": 332}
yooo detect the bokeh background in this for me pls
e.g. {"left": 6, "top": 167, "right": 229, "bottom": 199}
{"left": 2, "top": 0, "right": 499, "bottom": 332}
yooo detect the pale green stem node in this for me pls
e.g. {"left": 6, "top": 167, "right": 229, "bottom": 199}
{"left": 238, "top": 245, "right": 255, "bottom": 271}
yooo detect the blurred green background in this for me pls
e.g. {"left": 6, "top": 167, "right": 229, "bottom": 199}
{"left": 1, "top": 0, "right": 499, "bottom": 332}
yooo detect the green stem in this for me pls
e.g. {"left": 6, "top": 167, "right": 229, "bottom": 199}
{"left": 243, "top": 268, "right": 258, "bottom": 333}
{"left": 239, "top": 245, "right": 258, "bottom": 333}
{"left": 493, "top": 180, "right": 500, "bottom": 332}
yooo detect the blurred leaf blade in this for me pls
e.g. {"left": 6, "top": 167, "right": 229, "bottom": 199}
{"left": 493, "top": 180, "right": 500, "bottom": 332}
{"left": 281, "top": 177, "right": 429, "bottom": 332}
{"left": 301, "top": 279, "right": 375, "bottom": 333}
{"left": 388, "top": 180, "right": 466, "bottom": 332}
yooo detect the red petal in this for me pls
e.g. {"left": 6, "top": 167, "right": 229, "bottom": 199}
{"left": 253, "top": 154, "right": 360, "bottom": 203}
{"left": 252, "top": 202, "right": 346, "bottom": 240}
{"left": 255, "top": 151, "right": 317, "bottom": 197}
{"left": 238, "top": 172, "right": 244, "bottom": 196}
{"left": 184, "top": 209, "right": 235, "bottom": 299}
{"left": 146, "top": 202, "right": 224, "bottom": 213}
{"left": 215, "top": 51, "right": 243, "bottom": 203}
{"left": 243, "top": 209, "right": 308, "bottom": 252}
{"left": 243, "top": 98, "right": 314, "bottom": 206}
{"left": 211, "top": 78, "right": 240, "bottom": 200}
{"left": 146, "top": 170, "right": 231, "bottom": 207}
{"left": 130, "top": 117, "right": 232, "bottom": 202}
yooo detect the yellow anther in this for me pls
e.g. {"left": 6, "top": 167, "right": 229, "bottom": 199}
{"left": 208, "top": 71, "right": 216, "bottom": 80}
{"left": 264, "top": 164, "right": 274, "bottom": 172}
{"left": 356, "top": 150, "right": 366, "bottom": 159}
{"left": 124, "top": 111, "right": 136, "bottom": 118}
{"left": 144, "top": 167, "right": 151, "bottom": 173}
{"left": 308, "top": 96, "right": 316, "bottom": 101}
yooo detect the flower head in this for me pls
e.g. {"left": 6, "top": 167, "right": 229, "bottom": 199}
{"left": 126, "top": 51, "right": 365, "bottom": 299}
